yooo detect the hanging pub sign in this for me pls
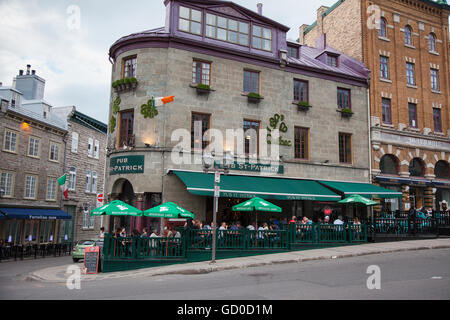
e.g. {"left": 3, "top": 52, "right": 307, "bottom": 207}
{"left": 110, "top": 155, "right": 145, "bottom": 175}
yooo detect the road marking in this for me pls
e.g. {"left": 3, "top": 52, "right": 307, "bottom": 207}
{"left": 431, "top": 276, "right": 442, "bottom": 280}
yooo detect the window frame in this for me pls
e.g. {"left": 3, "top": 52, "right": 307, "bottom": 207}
{"left": 406, "top": 62, "right": 416, "bottom": 86}
{"left": 92, "top": 171, "right": 98, "bottom": 194}
{"left": 27, "top": 136, "right": 41, "bottom": 159}
{"left": 380, "top": 56, "right": 390, "bottom": 80}
{"left": 94, "top": 140, "right": 100, "bottom": 159}
{"left": 178, "top": 5, "right": 203, "bottom": 36}
{"left": 88, "top": 138, "right": 93, "bottom": 158}
{"left": 287, "top": 46, "right": 299, "bottom": 59}
{"left": 68, "top": 167, "right": 76, "bottom": 192}
{"left": 122, "top": 55, "right": 137, "bottom": 79}
{"left": 294, "top": 127, "right": 309, "bottom": 160}
{"left": 24, "top": 174, "right": 38, "bottom": 200}
{"left": 118, "top": 109, "right": 134, "bottom": 148}
{"left": 191, "top": 112, "right": 211, "bottom": 151}
{"left": 243, "top": 69, "right": 260, "bottom": 94}
{"left": 404, "top": 25, "right": 413, "bottom": 46}
{"left": 429, "top": 33, "right": 436, "bottom": 52}
{"left": 85, "top": 169, "right": 92, "bottom": 193}
{"left": 433, "top": 108, "right": 442, "bottom": 133}
{"left": 251, "top": 24, "right": 272, "bottom": 52}
{"left": 0, "top": 170, "right": 15, "bottom": 198}
{"left": 327, "top": 54, "right": 338, "bottom": 67}
{"left": 71, "top": 132, "right": 79, "bottom": 153}
{"left": 382, "top": 98, "right": 392, "bottom": 125}
{"left": 205, "top": 12, "right": 249, "bottom": 47}
{"left": 46, "top": 177, "right": 57, "bottom": 202}
{"left": 338, "top": 133, "right": 353, "bottom": 165}
{"left": 243, "top": 119, "right": 261, "bottom": 156}
{"left": 293, "top": 79, "right": 309, "bottom": 103}
{"left": 337, "top": 88, "right": 351, "bottom": 110}
{"left": 3, "top": 128, "right": 18, "bottom": 154}
{"left": 192, "top": 59, "right": 212, "bottom": 86}
{"left": 379, "top": 17, "right": 387, "bottom": 38}
{"left": 49, "top": 141, "right": 60, "bottom": 163}
{"left": 430, "top": 68, "right": 440, "bottom": 91}
{"left": 408, "top": 103, "right": 418, "bottom": 128}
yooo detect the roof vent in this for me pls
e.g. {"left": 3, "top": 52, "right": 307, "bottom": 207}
{"left": 257, "top": 3, "right": 263, "bottom": 15}
{"left": 19, "top": 70, "right": 24, "bottom": 76}
{"left": 26, "top": 65, "right": 31, "bottom": 75}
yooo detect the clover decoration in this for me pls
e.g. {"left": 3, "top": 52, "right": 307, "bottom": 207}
{"left": 109, "top": 96, "right": 121, "bottom": 134}
{"left": 141, "top": 98, "right": 159, "bottom": 119}
{"left": 267, "top": 114, "right": 291, "bottom": 146}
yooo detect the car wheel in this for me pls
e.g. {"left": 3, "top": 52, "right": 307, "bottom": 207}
{"left": 73, "top": 258, "right": 80, "bottom": 263}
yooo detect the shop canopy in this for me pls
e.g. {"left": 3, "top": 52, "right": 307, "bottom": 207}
{"left": 318, "top": 181, "right": 402, "bottom": 199}
{"left": 170, "top": 170, "right": 342, "bottom": 202}
{"left": 0, "top": 208, "right": 72, "bottom": 220}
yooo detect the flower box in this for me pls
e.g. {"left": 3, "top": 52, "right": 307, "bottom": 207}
{"left": 246, "top": 92, "right": 264, "bottom": 103}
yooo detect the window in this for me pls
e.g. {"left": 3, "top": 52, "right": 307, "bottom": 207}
{"left": 404, "top": 25, "right": 412, "bottom": 46}
{"left": 88, "top": 138, "right": 93, "bottom": 157}
{"left": 244, "top": 119, "right": 260, "bottom": 156}
{"left": 71, "top": 132, "right": 78, "bottom": 153}
{"left": 379, "top": 18, "right": 387, "bottom": 38}
{"left": 0, "top": 171, "right": 14, "bottom": 198}
{"left": 85, "top": 170, "right": 91, "bottom": 193}
{"left": 382, "top": 98, "right": 392, "bottom": 124}
{"left": 24, "top": 175, "right": 38, "bottom": 199}
{"left": 243, "top": 70, "right": 260, "bottom": 94}
{"left": 429, "top": 33, "right": 436, "bottom": 52}
{"left": 46, "top": 178, "right": 57, "bottom": 201}
{"left": 433, "top": 108, "right": 442, "bottom": 133}
{"left": 28, "top": 137, "right": 40, "bottom": 158}
{"left": 83, "top": 206, "right": 90, "bottom": 229}
{"left": 92, "top": 171, "right": 98, "bottom": 194}
{"left": 49, "top": 142, "right": 60, "bottom": 162}
{"left": 119, "top": 110, "right": 134, "bottom": 147}
{"left": 68, "top": 167, "right": 76, "bottom": 191}
{"left": 206, "top": 13, "right": 249, "bottom": 46}
{"left": 380, "top": 56, "right": 389, "bottom": 79}
{"left": 191, "top": 113, "right": 211, "bottom": 150}
{"left": 337, "top": 88, "right": 351, "bottom": 109}
{"left": 287, "top": 46, "right": 299, "bottom": 59}
{"left": 122, "top": 56, "right": 137, "bottom": 79}
{"left": 293, "top": 79, "right": 308, "bottom": 103}
{"left": 431, "top": 69, "right": 439, "bottom": 91}
{"left": 339, "top": 133, "right": 352, "bottom": 164}
{"left": 179, "top": 6, "right": 202, "bottom": 35}
{"left": 406, "top": 63, "right": 416, "bottom": 86}
{"left": 327, "top": 54, "right": 338, "bottom": 67}
{"left": 3, "top": 129, "right": 18, "bottom": 153}
{"left": 408, "top": 103, "right": 418, "bottom": 128}
{"left": 252, "top": 25, "right": 272, "bottom": 51}
{"left": 294, "top": 127, "right": 309, "bottom": 160}
{"left": 94, "top": 140, "right": 100, "bottom": 159}
{"left": 380, "top": 155, "right": 399, "bottom": 175}
{"left": 435, "top": 161, "right": 449, "bottom": 179}
{"left": 409, "top": 158, "right": 425, "bottom": 177}
{"left": 192, "top": 60, "right": 211, "bottom": 86}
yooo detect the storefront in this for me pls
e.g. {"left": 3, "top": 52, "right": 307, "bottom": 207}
{"left": 0, "top": 208, "right": 72, "bottom": 245}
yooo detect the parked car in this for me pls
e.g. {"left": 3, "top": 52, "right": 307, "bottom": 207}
{"left": 72, "top": 239, "right": 103, "bottom": 263}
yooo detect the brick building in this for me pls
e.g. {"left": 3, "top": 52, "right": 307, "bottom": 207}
{"left": 103, "top": 0, "right": 401, "bottom": 234}
{"left": 301, "top": 0, "right": 450, "bottom": 212}
{"left": 0, "top": 67, "right": 71, "bottom": 245}
{"left": 52, "top": 107, "right": 108, "bottom": 242}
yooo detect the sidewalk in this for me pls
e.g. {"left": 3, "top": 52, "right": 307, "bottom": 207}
{"left": 27, "top": 238, "right": 450, "bottom": 283}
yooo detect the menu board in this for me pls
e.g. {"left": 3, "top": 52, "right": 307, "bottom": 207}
{"left": 83, "top": 246, "right": 100, "bottom": 274}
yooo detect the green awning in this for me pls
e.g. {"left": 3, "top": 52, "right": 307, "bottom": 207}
{"left": 318, "top": 181, "right": 402, "bottom": 199}
{"left": 170, "top": 171, "right": 341, "bottom": 201}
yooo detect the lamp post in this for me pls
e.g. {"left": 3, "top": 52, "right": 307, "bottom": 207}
{"left": 202, "top": 151, "right": 232, "bottom": 264}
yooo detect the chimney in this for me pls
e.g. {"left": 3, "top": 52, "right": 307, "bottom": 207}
{"left": 19, "top": 70, "right": 24, "bottom": 76}
{"left": 299, "top": 24, "right": 310, "bottom": 45}
{"left": 317, "top": 6, "right": 330, "bottom": 33}
{"left": 257, "top": 3, "right": 263, "bottom": 15}
{"left": 32, "top": 70, "right": 36, "bottom": 75}
{"left": 0, "top": 82, "right": 2, "bottom": 87}
{"left": 26, "top": 64, "right": 31, "bottom": 75}
{"left": 15, "top": 65, "right": 45, "bottom": 100}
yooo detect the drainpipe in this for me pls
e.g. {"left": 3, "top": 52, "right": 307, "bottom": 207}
{"left": 367, "top": 85, "right": 375, "bottom": 241}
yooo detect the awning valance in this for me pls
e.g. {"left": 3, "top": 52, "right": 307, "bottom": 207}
{"left": 0, "top": 208, "right": 72, "bottom": 220}
{"left": 318, "top": 181, "right": 402, "bottom": 199}
{"left": 170, "top": 170, "right": 341, "bottom": 201}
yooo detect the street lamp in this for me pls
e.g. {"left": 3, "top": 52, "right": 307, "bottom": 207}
{"left": 202, "top": 151, "right": 232, "bottom": 264}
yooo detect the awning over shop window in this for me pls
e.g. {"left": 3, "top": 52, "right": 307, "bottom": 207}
{"left": 0, "top": 208, "right": 72, "bottom": 220}
{"left": 318, "top": 180, "right": 402, "bottom": 199}
{"left": 374, "top": 175, "right": 432, "bottom": 186}
{"left": 170, "top": 170, "right": 342, "bottom": 201}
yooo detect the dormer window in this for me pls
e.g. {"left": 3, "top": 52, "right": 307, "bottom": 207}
{"left": 206, "top": 13, "right": 249, "bottom": 46}
{"left": 252, "top": 25, "right": 272, "bottom": 51}
{"left": 287, "top": 46, "right": 299, "bottom": 59}
{"left": 179, "top": 6, "right": 202, "bottom": 35}
{"left": 327, "top": 54, "right": 338, "bottom": 67}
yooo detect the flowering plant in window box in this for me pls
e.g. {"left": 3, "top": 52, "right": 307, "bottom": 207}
{"left": 195, "top": 83, "right": 212, "bottom": 94}
{"left": 112, "top": 77, "right": 138, "bottom": 93}
{"left": 246, "top": 92, "right": 263, "bottom": 103}
{"left": 295, "top": 101, "right": 312, "bottom": 112}
{"left": 339, "top": 108, "right": 354, "bottom": 118}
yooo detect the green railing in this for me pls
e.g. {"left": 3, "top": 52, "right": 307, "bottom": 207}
{"left": 290, "top": 223, "right": 367, "bottom": 245}
{"left": 103, "top": 235, "right": 185, "bottom": 260}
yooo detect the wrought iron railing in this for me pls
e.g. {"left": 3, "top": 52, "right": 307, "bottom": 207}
{"left": 0, "top": 242, "right": 73, "bottom": 262}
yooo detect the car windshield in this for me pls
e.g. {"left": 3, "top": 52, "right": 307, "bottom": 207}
{"left": 78, "top": 240, "right": 95, "bottom": 246}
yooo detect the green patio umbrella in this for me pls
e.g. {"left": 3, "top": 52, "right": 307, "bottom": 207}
{"left": 232, "top": 197, "right": 282, "bottom": 227}
{"left": 143, "top": 202, "right": 194, "bottom": 219}
{"left": 90, "top": 200, "right": 143, "bottom": 216}
{"left": 338, "top": 194, "right": 379, "bottom": 206}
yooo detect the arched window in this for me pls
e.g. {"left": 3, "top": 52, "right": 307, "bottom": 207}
{"left": 379, "top": 18, "right": 387, "bottom": 38}
{"left": 429, "top": 33, "right": 436, "bottom": 52}
{"left": 435, "top": 161, "right": 449, "bottom": 179}
{"left": 409, "top": 158, "right": 425, "bottom": 177}
{"left": 404, "top": 25, "right": 412, "bottom": 45}
{"left": 380, "top": 155, "right": 399, "bottom": 175}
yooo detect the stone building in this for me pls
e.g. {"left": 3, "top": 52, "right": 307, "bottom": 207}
{"left": 52, "top": 107, "right": 108, "bottom": 242}
{"left": 0, "top": 67, "right": 71, "bottom": 245}
{"left": 104, "top": 0, "right": 400, "bottom": 234}
{"left": 301, "top": 0, "right": 450, "bottom": 211}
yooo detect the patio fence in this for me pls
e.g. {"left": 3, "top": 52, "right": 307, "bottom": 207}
{"left": 0, "top": 242, "right": 73, "bottom": 262}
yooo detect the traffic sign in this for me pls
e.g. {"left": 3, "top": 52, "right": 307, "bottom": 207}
{"left": 96, "top": 194, "right": 104, "bottom": 207}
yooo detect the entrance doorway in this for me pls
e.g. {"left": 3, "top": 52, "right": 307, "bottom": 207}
{"left": 109, "top": 179, "right": 136, "bottom": 235}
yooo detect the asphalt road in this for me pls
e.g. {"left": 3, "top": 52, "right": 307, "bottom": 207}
{"left": 0, "top": 249, "right": 449, "bottom": 300}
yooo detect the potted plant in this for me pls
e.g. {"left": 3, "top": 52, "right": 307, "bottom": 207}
{"left": 339, "top": 107, "right": 354, "bottom": 118}
{"left": 195, "top": 83, "right": 212, "bottom": 94}
{"left": 247, "top": 92, "right": 263, "bottom": 103}
{"left": 296, "top": 101, "right": 312, "bottom": 111}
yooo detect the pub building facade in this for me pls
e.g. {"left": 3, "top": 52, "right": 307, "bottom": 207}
{"left": 301, "top": 0, "right": 450, "bottom": 212}
{"left": 104, "top": 0, "right": 401, "bottom": 234}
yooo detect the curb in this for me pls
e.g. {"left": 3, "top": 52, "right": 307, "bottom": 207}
{"left": 26, "top": 240, "right": 450, "bottom": 283}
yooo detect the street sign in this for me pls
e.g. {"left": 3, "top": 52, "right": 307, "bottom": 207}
{"left": 214, "top": 185, "right": 220, "bottom": 198}
{"left": 215, "top": 171, "right": 221, "bottom": 183}
{"left": 97, "top": 193, "right": 104, "bottom": 207}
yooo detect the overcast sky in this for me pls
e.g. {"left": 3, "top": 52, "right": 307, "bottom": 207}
{"left": 0, "top": 0, "right": 340, "bottom": 123}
